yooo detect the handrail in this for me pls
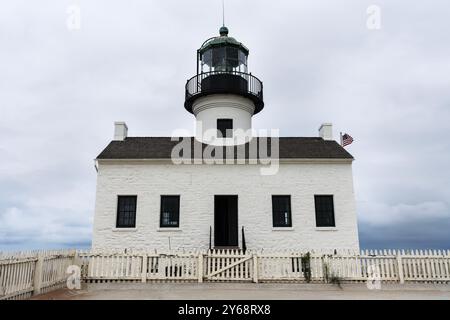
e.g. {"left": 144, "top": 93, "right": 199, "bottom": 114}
{"left": 186, "top": 70, "right": 263, "bottom": 87}
{"left": 242, "top": 226, "right": 247, "bottom": 254}
{"left": 209, "top": 226, "right": 212, "bottom": 251}
{"left": 185, "top": 71, "right": 264, "bottom": 106}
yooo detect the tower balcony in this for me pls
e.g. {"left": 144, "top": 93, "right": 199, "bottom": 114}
{"left": 185, "top": 71, "right": 264, "bottom": 115}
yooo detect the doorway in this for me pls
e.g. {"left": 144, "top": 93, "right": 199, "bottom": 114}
{"left": 214, "top": 196, "right": 238, "bottom": 248}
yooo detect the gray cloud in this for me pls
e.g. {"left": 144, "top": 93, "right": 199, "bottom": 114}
{"left": 1, "top": 0, "right": 449, "bottom": 250}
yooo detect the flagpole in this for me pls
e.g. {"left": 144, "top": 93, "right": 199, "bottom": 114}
{"left": 340, "top": 132, "right": 343, "bottom": 147}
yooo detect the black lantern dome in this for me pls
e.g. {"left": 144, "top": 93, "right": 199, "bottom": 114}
{"left": 185, "top": 27, "right": 264, "bottom": 114}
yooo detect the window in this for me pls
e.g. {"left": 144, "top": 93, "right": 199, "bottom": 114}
{"left": 211, "top": 47, "right": 226, "bottom": 71}
{"left": 116, "top": 196, "right": 137, "bottom": 228}
{"left": 238, "top": 50, "right": 248, "bottom": 73}
{"left": 217, "top": 119, "right": 233, "bottom": 138}
{"left": 160, "top": 196, "right": 180, "bottom": 228}
{"left": 202, "top": 47, "right": 247, "bottom": 73}
{"left": 272, "top": 196, "right": 292, "bottom": 228}
{"left": 315, "top": 195, "right": 336, "bottom": 227}
{"left": 226, "top": 47, "right": 239, "bottom": 71}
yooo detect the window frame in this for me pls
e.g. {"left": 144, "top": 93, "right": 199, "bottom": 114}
{"left": 217, "top": 119, "right": 234, "bottom": 138}
{"left": 160, "top": 195, "right": 181, "bottom": 229}
{"left": 272, "top": 195, "right": 293, "bottom": 228}
{"left": 315, "top": 195, "right": 336, "bottom": 228}
{"left": 116, "top": 196, "right": 138, "bottom": 229}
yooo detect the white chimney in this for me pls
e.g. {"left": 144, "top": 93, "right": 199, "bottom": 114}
{"left": 114, "top": 122, "right": 128, "bottom": 141}
{"left": 319, "top": 123, "right": 333, "bottom": 141}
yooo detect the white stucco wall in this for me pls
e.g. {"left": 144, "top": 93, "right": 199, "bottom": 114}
{"left": 193, "top": 94, "right": 255, "bottom": 145}
{"left": 92, "top": 161, "right": 360, "bottom": 251}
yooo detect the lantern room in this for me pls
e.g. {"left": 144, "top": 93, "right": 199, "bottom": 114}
{"left": 199, "top": 26, "right": 249, "bottom": 74}
{"left": 185, "top": 26, "right": 264, "bottom": 115}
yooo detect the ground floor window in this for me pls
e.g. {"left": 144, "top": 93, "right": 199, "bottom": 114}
{"left": 116, "top": 196, "right": 137, "bottom": 228}
{"left": 272, "top": 196, "right": 292, "bottom": 228}
{"left": 315, "top": 195, "right": 336, "bottom": 227}
{"left": 160, "top": 196, "right": 180, "bottom": 228}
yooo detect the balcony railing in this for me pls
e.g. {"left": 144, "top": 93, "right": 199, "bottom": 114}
{"left": 185, "top": 71, "right": 264, "bottom": 114}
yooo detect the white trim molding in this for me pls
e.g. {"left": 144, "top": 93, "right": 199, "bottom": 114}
{"left": 272, "top": 227, "right": 295, "bottom": 232}
{"left": 157, "top": 228, "right": 183, "bottom": 233}
{"left": 315, "top": 227, "right": 338, "bottom": 232}
{"left": 112, "top": 228, "right": 138, "bottom": 233}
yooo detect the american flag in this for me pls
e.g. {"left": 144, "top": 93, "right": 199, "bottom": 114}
{"left": 341, "top": 133, "right": 354, "bottom": 147}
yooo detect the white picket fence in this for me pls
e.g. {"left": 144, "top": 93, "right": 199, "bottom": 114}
{"left": 77, "top": 249, "right": 450, "bottom": 284}
{"left": 0, "top": 250, "right": 76, "bottom": 300}
{"left": 256, "top": 249, "right": 450, "bottom": 283}
{"left": 1, "top": 249, "right": 449, "bottom": 300}
{"left": 77, "top": 251, "right": 200, "bottom": 282}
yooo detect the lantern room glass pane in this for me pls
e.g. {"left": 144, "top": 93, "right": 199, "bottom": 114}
{"left": 226, "top": 47, "right": 239, "bottom": 70}
{"left": 211, "top": 47, "right": 226, "bottom": 72}
{"left": 201, "top": 50, "right": 212, "bottom": 73}
{"left": 239, "top": 50, "right": 248, "bottom": 73}
{"left": 201, "top": 47, "right": 248, "bottom": 73}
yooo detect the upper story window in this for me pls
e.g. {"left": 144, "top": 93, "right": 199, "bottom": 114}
{"left": 116, "top": 196, "right": 137, "bottom": 228}
{"left": 272, "top": 196, "right": 292, "bottom": 228}
{"left": 315, "top": 195, "right": 336, "bottom": 227}
{"left": 217, "top": 119, "right": 233, "bottom": 138}
{"left": 160, "top": 196, "right": 180, "bottom": 228}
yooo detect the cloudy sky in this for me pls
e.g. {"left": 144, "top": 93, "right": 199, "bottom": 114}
{"left": 1, "top": 0, "right": 449, "bottom": 251}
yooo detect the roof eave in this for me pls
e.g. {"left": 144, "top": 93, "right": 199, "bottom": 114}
{"left": 96, "top": 158, "right": 354, "bottom": 164}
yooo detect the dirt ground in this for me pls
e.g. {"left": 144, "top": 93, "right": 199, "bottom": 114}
{"left": 31, "top": 283, "right": 450, "bottom": 300}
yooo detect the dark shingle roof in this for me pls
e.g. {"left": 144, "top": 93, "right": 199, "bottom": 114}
{"left": 97, "top": 137, "right": 353, "bottom": 160}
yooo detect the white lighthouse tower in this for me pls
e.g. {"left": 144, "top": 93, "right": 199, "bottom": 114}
{"left": 184, "top": 26, "right": 264, "bottom": 146}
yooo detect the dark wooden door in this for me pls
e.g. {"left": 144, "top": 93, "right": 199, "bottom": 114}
{"left": 214, "top": 196, "right": 238, "bottom": 248}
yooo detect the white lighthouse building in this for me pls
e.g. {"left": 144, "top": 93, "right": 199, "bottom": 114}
{"left": 92, "top": 26, "right": 360, "bottom": 252}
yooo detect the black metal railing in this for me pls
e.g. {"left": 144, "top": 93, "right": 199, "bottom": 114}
{"left": 185, "top": 71, "right": 264, "bottom": 113}
{"left": 242, "top": 226, "right": 247, "bottom": 254}
{"left": 209, "top": 226, "right": 212, "bottom": 251}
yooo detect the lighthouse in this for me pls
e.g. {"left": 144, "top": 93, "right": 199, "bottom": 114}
{"left": 92, "top": 24, "right": 360, "bottom": 252}
{"left": 185, "top": 26, "right": 264, "bottom": 146}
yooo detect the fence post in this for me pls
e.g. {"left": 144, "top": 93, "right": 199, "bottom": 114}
{"left": 141, "top": 254, "right": 148, "bottom": 283}
{"left": 253, "top": 254, "right": 259, "bottom": 284}
{"left": 397, "top": 253, "right": 405, "bottom": 284}
{"left": 33, "top": 253, "right": 44, "bottom": 296}
{"left": 72, "top": 250, "right": 81, "bottom": 268}
{"left": 322, "top": 255, "right": 329, "bottom": 283}
{"left": 72, "top": 250, "right": 82, "bottom": 285}
{"left": 198, "top": 253, "right": 204, "bottom": 283}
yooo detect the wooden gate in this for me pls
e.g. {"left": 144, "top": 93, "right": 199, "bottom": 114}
{"left": 204, "top": 250, "right": 255, "bottom": 282}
